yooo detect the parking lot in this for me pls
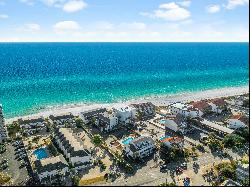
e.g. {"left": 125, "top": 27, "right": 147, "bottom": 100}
{"left": 0, "top": 142, "right": 30, "bottom": 185}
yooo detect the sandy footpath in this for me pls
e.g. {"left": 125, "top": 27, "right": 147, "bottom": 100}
{"left": 5, "top": 85, "right": 249, "bottom": 124}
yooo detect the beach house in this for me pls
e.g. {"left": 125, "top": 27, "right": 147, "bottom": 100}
{"left": 17, "top": 117, "right": 47, "bottom": 136}
{"left": 34, "top": 155, "right": 70, "bottom": 185}
{"left": 80, "top": 108, "right": 108, "bottom": 124}
{"left": 168, "top": 102, "right": 201, "bottom": 118}
{"left": 208, "top": 98, "right": 227, "bottom": 114}
{"left": 161, "top": 114, "right": 187, "bottom": 134}
{"left": 160, "top": 136, "right": 184, "bottom": 149}
{"left": 190, "top": 100, "right": 212, "bottom": 116}
{"left": 124, "top": 136, "right": 155, "bottom": 159}
{"left": 227, "top": 114, "right": 249, "bottom": 129}
{"left": 113, "top": 106, "right": 136, "bottom": 124}
{"left": 130, "top": 102, "right": 156, "bottom": 120}
{"left": 49, "top": 113, "right": 76, "bottom": 128}
{"left": 0, "top": 105, "right": 8, "bottom": 143}
{"left": 53, "top": 128, "right": 92, "bottom": 170}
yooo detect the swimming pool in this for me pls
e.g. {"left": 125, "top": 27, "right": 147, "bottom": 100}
{"left": 159, "top": 135, "right": 171, "bottom": 141}
{"left": 160, "top": 119, "right": 167, "bottom": 124}
{"left": 122, "top": 137, "right": 134, "bottom": 145}
{"left": 33, "top": 148, "right": 49, "bottom": 160}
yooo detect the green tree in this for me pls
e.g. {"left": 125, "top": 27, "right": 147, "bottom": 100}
{"left": 75, "top": 117, "right": 84, "bottom": 128}
{"left": 93, "top": 134, "right": 102, "bottom": 146}
{"left": 223, "top": 134, "right": 245, "bottom": 148}
{"left": 234, "top": 128, "right": 249, "bottom": 143}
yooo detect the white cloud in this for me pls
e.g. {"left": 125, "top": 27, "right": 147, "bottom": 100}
{"left": 206, "top": 4, "right": 221, "bottom": 13}
{"left": 177, "top": 1, "right": 191, "bottom": 7}
{"left": 53, "top": 21, "right": 81, "bottom": 31}
{"left": 159, "top": 2, "right": 179, "bottom": 9}
{"left": 41, "top": 0, "right": 65, "bottom": 7}
{"left": 0, "top": 14, "right": 8, "bottom": 19}
{"left": 141, "top": 2, "right": 191, "bottom": 21}
{"left": 16, "top": 23, "right": 41, "bottom": 33}
{"left": 63, "top": 0, "right": 87, "bottom": 13}
{"left": 224, "top": 0, "right": 249, "bottom": 9}
{"left": 20, "top": 0, "right": 87, "bottom": 12}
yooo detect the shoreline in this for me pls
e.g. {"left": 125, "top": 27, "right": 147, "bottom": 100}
{"left": 5, "top": 85, "right": 249, "bottom": 124}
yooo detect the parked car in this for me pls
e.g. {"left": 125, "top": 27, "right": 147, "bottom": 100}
{"left": 180, "top": 163, "right": 187, "bottom": 169}
{"left": 176, "top": 167, "right": 183, "bottom": 174}
{"left": 160, "top": 164, "right": 168, "bottom": 171}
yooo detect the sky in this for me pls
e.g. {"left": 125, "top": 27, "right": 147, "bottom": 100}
{"left": 0, "top": 0, "right": 249, "bottom": 42}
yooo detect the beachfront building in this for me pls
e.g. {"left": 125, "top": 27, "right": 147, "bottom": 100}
{"left": 80, "top": 108, "right": 119, "bottom": 132}
{"left": 130, "top": 102, "right": 156, "bottom": 120}
{"left": 161, "top": 114, "right": 187, "bottom": 134}
{"left": 54, "top": 128, "right": 92, "bottom": 170}
{"left": 227, "top": 115, "right": 249, "bottom": 129}
{"left": 124, "top": 136, "right": 155, "bottom": 159}
{"left": 168, "top": 102, "right": 201, "bottom": 118}
{"left": 34, "top": 155, "right": 71, "bottom": 185}
{"left": 160, "top": 136, "right": 184, "bottom": 149}
{"left": 17, "top": 117, "right": 47, "bottom": 136}
{"left": 0, "top": 105, "right": 8, "bottom": 143}
{"left": 190, "top": 100, "right": 212, "bottom": 116}
{"left": 113, "top": 106, "right": 137, "bottom": 124}
{"left": 80, "top": 108, "right": 108, "bottom": 124}
{"left": 208, "top": 98, "right": 227, "bottom": 114}
{"left": 236, "top": 163, "right": 249, "bottom": 182}
{"left": 49, "top": 113, "right": 76, "bottom": 128}
{"left": 96, "top": 114, "right": 118, "bottom": 132}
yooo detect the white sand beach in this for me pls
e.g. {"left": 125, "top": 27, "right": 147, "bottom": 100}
{"left": 5, "top": 85, "right": 249, "bottom": 124}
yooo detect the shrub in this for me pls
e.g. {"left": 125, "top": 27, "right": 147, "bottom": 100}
{"left": 223, "top": 134, "right": 245, "bottom": 148}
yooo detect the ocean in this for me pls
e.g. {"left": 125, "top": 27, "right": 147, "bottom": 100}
{"left": 0, "top": 42, "right": 249, "bottom": 118}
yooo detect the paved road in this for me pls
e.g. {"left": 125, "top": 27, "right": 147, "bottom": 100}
{"left": 96, "top": 151, "right": 232, "bottom": 186}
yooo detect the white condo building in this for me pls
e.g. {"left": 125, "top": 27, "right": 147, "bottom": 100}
{"left": 34, "top": 155, "right": 70, "bottom": 185}
{"left": 124, "top": 136, "right": 155, "bottom": 159}
{"left": 54, "top": 128, "right": 92, "bottom": 170}
{"left": 168, "top": 102, "right": 201, "bottom": 118}
{"left": 113, "top": 105, "right": 137, "bottom": 124}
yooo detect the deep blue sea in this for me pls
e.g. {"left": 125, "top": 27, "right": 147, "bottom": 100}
{"left": 0, "top": 43, "right": 249, "bottom": 118}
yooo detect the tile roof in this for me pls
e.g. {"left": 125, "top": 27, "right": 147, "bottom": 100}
{"left": 210, "top": 98, "right": 227, "bottom": 106}
{"left": 191, "top": 100, "right": 212, "bottom": 111}
{"left": 230, "top": 115, "right": 249, "bottom": 126}
{"left": 160, "top": 136, "right": 183, "bottom": 143}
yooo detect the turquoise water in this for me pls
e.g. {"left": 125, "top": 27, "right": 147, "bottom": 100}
{"left": 33, "top": 148, "right": 49, "bottom": 160}
{"left": 160, "top": 120, "right": 167, "bottom": 124}
{"left": 0, "top": 43, "right": 249, "bottom": 118}
{"left": 122, "top": 137, "right": 134, "bottom": 145}
{"left": 159, "top": 135, "right": 172, "bottom": 141}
